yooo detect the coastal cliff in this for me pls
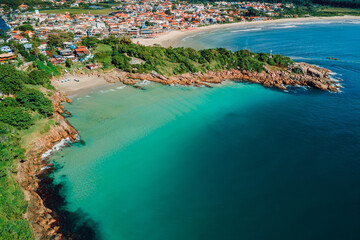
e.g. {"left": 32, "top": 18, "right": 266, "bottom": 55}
{"left": 16, "top": 92, "right": 78, "bottom": 240}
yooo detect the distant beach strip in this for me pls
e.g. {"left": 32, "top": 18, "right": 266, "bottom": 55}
{"left": 136, "top": 16, "right": 360, "bottom": 48}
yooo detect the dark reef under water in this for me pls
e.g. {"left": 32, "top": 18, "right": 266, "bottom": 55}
{"left": 36, "top": 160, "right": 100, "bottom": 240}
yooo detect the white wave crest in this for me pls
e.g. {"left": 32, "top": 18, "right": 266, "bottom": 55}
{"left": 269, "top": 25, "right": 297, "bottom": 29}
{"left": 40, "top": 166, "right": 52, "bottom": 171}
{"left": 138, "top": 80, "right": 151, "bottom": 86}
{"left": 41, "top": 137, "right": 71, "bottom": 160}
{"left": 231, "top": 28, "right": 262, "bottom": 32}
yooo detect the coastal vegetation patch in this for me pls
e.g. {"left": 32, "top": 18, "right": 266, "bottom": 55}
{"left": 99, "top": 36, "right": 294, "bottom": 76}
{"left": 0, "top": 64, "right": 56, "bottom": 239}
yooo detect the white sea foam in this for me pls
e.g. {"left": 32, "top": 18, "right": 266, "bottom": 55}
{"left": 116, "top": 86, "right": 126, "bottom": 90}
{"left": 40, "top": 166, "right": 52, "bottom": 171}
{"left": 269, "top": 25, "right": 297, "bottom": 29}
{"left": 231, "top": 28, "right": 262, "bottom": 32}
{"left": 100, "top": 88, "right": 117, "bottom": 93}
{"left": 138, "top": 80, "right": 151, "bottom": 86}
{"left": 41, "top": 137, "right": 71, "bottom": 160}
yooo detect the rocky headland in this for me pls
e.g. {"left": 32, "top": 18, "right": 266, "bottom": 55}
{"left": 69, "top": 62, "right": 340, "bottom": 93}
{"left": 123, "top": 62, "right": 340, "bottom": 92}
{"left": 16, "top": 92, "right": 78, "bottom": 240}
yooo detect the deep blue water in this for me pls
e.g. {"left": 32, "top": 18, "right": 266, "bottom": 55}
{"left": 53, "top": 20, "right": 360, "bottom": 240}
{"left": 178, "top": 20, "right": 360, "bottom": 240}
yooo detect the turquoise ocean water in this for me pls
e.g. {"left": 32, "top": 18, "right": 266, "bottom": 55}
{"left": 50, "top": 20, "right": 360, "bottom": 240}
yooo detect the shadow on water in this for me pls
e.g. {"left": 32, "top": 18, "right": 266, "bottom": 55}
{"left": 36, "top": 163, "right": 100, "bottom": 240}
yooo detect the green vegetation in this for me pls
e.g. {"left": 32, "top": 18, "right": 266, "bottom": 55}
{"left": 82, "top": 37, "right": 100, "bottom": 49}
{"left": 317, "top": 6, "right": 360, "bottom": 15}
{"left": 104, "top": 38, "right": 293, "bottom": 76}
{"left": 15, "top": 24, "right": 34, "bottom": 32}
{"left": 0, "top": 65, "right": 54, "bottom": 128}
{"left": 47, "top": 31, "right": 74, "bottom": 48}
{"left": 0, "top": 118, "right": 34, "bottom": 240}
{"left": 35, "top": 60, "right": 61, "bottom": 77}
{"left": 94, "top": 44, "right": 113, "bottom": 69}
{"left": 39, "top": 8, "right": 115, "bottom": 15}
{"left": 0, "top": 65, "right": 26, "bottom": 94}
{"left": 0, "top": 124, "right": 33, "bottom": 240}
{"left": 16, "top": 88, "right": 54, "bottom": 117}
{"left": 0, "top": 64, "right": 56, "bottom": 239}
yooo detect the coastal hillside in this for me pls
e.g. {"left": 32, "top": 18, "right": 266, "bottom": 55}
{"left": 105, "top": 37, "right": 293, "bottom": 75}
{"left": 0, "top": 64, "right": 56, "bottom": 239}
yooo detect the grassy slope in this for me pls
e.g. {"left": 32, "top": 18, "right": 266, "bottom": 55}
{"left": 19, "top": 116, "right": 56, "bottom": 149}
{"left": 318, "top": 6, "right": 360, "bottom": 15}
{"left": 0, "top": 173, "right": 33, "bottom": 240}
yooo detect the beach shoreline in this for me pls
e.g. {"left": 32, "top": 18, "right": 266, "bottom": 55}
{"left": 52, "top": 15, "right": 360, "bottom": 96}
{"left": 52, "top": 72, "right": 112, "bottom": 96}
{"left": 136, "top": 16, "right": 360, "bottom": 48}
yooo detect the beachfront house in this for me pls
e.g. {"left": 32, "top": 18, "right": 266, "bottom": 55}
{"left": 0, "top": 53, "right": 16, "bottom": 62}
{"left": 0, "top": 46, "right": 12, "bottom": 53}
{"left": 74, "top": 46, "right": 91, "bottom": 61}
{"left": 13, "top": 35, "right": 29, "bottom": 44}
{"left": 23, "top": 43, "right": 32, "bottom": 51}
{"left": 38, "top": 43, "right": 47, "bottom": 54}
{"left": 59, "top": 49, "right": 75, "bottom": 59}
{"left": 63, "top": 42, "right": 73, "bottom": 49}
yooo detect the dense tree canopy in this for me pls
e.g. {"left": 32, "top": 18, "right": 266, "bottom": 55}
{"left": 0, "top": 65, "right": 25, "bottom": 94}
{"left": 82, "top": 37, "right": 100, "bottom": 48}
{"left": 16, "top": 88, "right": 54, "bottom": 117}
{"left": 15, "top": 24, "right": 34, "bottom": 32}
{"left": 108, "top": 41, "right": 293, "bottom": 75}
{"left": 0, "top": 104, "right": 33, "bottom": 129}
{"left": 47, "top": 31, "right": 75, "bottom": 48}
{"left": 27, "top": 69, "right": 51, "bottom": 85}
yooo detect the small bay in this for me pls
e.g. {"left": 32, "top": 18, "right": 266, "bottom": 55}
{"left": 51, "top": 20, "right": 360, "bottom": 240}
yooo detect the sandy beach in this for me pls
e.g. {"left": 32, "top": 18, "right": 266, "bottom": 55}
{"left": 136, "top": 16, "right": 360, "bottom": 47}
{"left": 52, "top": 73, "right": 111, "bottom": 96}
